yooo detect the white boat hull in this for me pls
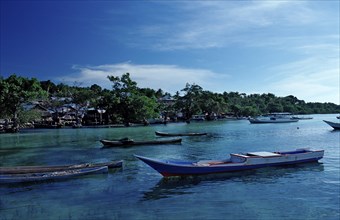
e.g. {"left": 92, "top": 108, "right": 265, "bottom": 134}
{"left": 249, "top": 118, "right": 299, "bottom": 123}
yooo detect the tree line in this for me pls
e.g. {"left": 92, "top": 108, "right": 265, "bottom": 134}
{"left": 0, "top": 73, "right": 339, "bottom": 125}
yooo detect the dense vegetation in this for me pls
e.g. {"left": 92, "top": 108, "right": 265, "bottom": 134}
{"left": 0, "top": 73, "right": 339, "bottom": 125}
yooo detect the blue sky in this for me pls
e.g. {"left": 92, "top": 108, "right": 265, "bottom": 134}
{"left": 1, "top": 1, "right": 339, "bottom": 104}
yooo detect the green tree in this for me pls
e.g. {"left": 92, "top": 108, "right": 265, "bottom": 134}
{"left": 40, "top": 80, "right": 58, "bottom": 94}
{"left": 241, "top": 106, "right": 259, "bottom": 116}
{"left": 0, "top": 74, "right": 47, "bottom": 121}
{"left": 107, "top": 73, "right": 158, "bottom": 124}
{"left": 90, "top": 84, "right": 102, "bottom": 94}
{"left": 267, "top": 101, "right": 283, "bottom": 113}
{"left": 199, "top": 91, "right": 227, "bottom": 119}
{"left": 18, "top": 109, "right": 42, "bottom": 124}
{"left": 175, "top": 83, "right": 203, "bottom": 120}
{"left": 229, "top": 104, "right": 242, "bottom": 116}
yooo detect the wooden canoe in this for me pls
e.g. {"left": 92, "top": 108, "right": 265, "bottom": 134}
{"left": 155, "top": 131, "right": 207, "bottom": 137}
{"left": 100, "top": 138, "right": 182, "bottom": 147}
{"left": 135, "top": 148, "right": 324, "bottom": 177}
{"left": 0, "top": 160, "right": 123, "bottom": 174}
{"left": 0, "top": 166, "right": 108, "bottom": 183}
{"left": 323, "top": 120, "right": 340, "bottom": 130}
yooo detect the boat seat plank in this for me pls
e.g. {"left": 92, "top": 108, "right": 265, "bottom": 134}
{"left": 246, "top": 152, "right": 281, "bottom": 157}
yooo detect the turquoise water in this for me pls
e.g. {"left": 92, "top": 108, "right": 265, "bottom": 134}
{"left": 0, "top": 114, "right": 339, "bottom": 220}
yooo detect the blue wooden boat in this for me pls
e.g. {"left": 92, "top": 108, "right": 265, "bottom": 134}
{"left": 135, "top": 148, "right": 324, "bottom": 177}
{"left": 0, "top": 166, "right": 108, "bottom": 183}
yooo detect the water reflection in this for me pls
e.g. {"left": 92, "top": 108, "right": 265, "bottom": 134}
{"left": 142, "top": 162, "right": 324, "bottom": 201}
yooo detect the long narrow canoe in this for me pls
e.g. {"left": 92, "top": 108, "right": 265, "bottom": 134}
{"left": 248, "top": 118, "right": 299, "bottom": 123}
{"left": 323, "top": 120, "right": 340, "bottom": 130}
{"left": 0, "top": 166, "right": 108, "bottom": 183}
{"left": 135, "top": 148, "right": 324, "bottom": 177}
{"left": 155, "top": 131, "right": 207, "bottom": 137}
{"left": 0, "top": 160, "right": 123, "bottom": 174}
{"left": 292, "top": 116, "right": 313, "bottom": 120}
{"left": 100, "top": 138, "right": 182, "bottom": 147}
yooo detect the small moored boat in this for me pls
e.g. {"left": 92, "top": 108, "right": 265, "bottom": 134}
{"left": 100, "top": 138, "right": 182, "bottom": 147}
{"left": 0, "top": 160, "right": 123, "bottom": 174}
{"left": 155, "top": 131, "right": 207, "bottom": 137}
{"left": 191, "top": 115, "right": 205, "bottom": 121}
{"left": 135, "top": 148, "right": 324, "bottom": 177}
{"left": 292, "top": 116, "right": 313, "bottom": 120}
{"left": 0, "top": 166, "right": 108, "bottom": 183}
{"left": 323, "top": 120, "right": 340, "bottom": 130}
{"left": 249, "top": 112, "right": 298, "bottom": 124}
{"left": 249, "top": 117, "right": 299, "bottom": 123}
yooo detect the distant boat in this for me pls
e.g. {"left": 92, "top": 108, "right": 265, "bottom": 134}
{"left": 72, "top": 123, "right": 82, "bottom": 128}
{"left": 323, "top": 120, "right": 340, "bottom": 130}
{"left": 191, "top": 115, "right": 205, "bottom": 121}
{"left": 249, "top": 112, "right": 298, "bottom": 124}
{"left": 100, "top": 138, "right": 182, "bottom": 147}
{"left": 0, "top": 160, "right": 123, "bottom": 174}
{"left": 292, "top": 116, "right": 313, "bottom": 120}
{"left": 0, "top": 166, "right": 108, "bottom": 183}
{"left": 135, "top": 148, "right": 324, "bottom": 177}
{"left": 155, "top": 131, "right": 208, "bottom": 137}
{"left": 249, "top": 117, "right": 299, "bottom": 123}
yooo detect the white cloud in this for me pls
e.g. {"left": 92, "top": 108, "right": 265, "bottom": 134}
{"left": 58, "top": 58, "right": 339, "bottom": 104}
{"left": 132, "top": 1, "right": 323, "bottom": 51}
{"left": 57, "top": 1, "right": 339, "bottom": 104}
{"left": 58, "top": 62, "right": 230, "bottom": 94}
{"left": 263, "top": 57, "right": 339, "bottom": 104}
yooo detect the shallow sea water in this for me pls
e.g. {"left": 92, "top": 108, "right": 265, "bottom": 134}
{"left": 0, "top": 114, "right": 339, "bottom": 219}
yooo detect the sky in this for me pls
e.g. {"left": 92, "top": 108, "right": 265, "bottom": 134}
{"left": 1, "top": 0, "right": 339, "bottom": 104}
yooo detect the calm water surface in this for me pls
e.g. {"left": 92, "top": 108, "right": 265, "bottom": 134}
{"left": 1, "top": 114, "right": 339, "bottom": 219}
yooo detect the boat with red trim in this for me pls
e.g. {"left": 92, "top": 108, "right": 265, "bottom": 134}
{"left": 135, "top": 148, "right": 324, "bottom": 177}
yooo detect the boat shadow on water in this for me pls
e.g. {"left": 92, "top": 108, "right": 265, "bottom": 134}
{"left": 141, "top": 162, "right": 324, "bottom": 201}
